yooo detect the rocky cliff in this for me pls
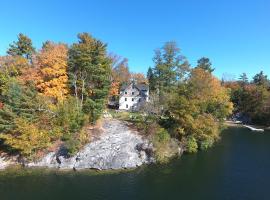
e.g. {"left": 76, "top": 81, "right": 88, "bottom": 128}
{"left": 25, "top": 119, "right": 154, "bottom": 170}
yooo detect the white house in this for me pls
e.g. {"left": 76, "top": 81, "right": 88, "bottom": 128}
{"left": 119, "top": 82, "right": 149, "bottom": 111}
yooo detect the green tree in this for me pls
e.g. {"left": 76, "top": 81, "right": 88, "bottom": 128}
{"left": 152, "top": 41, "right": 189, "bottom": 109}
{"left": 147, "top": 67, "right": 156, "bottom": 92}
{"left": 0, "top": 79, "right": 47, "bottom": 133}
{"left": 7, "top": 33, "right": 35, "bottom": 61}
{"left": 196, "top": 57, "right": 215, "bottom": 73}
{"left": 239, "top": 73, "right": 249, "bottom": 86}
{"left": 0, "top": 77, "right": 57, "bottom": 156}
{"left": 153, "top": 42, "right": 189, "bottom": 91}
{"left": 68, "top": 33, "right": 111, "bottom": 122}
{"left": 253, "top": 71, "right": 269, "bottom": 87}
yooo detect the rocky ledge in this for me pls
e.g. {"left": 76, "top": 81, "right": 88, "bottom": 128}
{"left": 25, "top": 119, "right": 154, "bottom": 170}
{"left": 0, "top": 156, "right": 17, "bottom": 170}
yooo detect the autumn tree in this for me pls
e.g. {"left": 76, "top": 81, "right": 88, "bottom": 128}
{"left": 107, "top": 55, "right": 130, "bottom": 100}
{"left": 131, "top": 73, "right": 148, "bottom": 84}
{"left": 35, "top": 42, "right": 69, "bottom": 102}
{"left": 0, "top": 56, "right": 29, "bottom": 77}
{"left": 168, "top": 68, "right": 233, "bottom": 152}
{"left": 68, "top": 33, "right": 111, "bottom": 122}
{"left": 187, "top": 68, "right": 233, "bottom": 120}
{"left": 0, "top": 77, "right": 55, "bottom": 156}
{"left": 111, "top": 56, "right": 131, "bottom": 84}
{"left": 0, "top": 117, "right": 50, "bottom": 157}
{"left": 7, "top": 33, "right": 35, "bottom": 61}
{"left": 0, "top": 56, "right": 31, "bottom": 99}
{"left": 109, "top": 81, "right": 120, "bottom": 98}
{"left": 226, "top": 78, "right": 270, "bottom": 125}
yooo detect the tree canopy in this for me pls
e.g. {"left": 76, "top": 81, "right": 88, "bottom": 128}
{"left": 7, "top": 33, "right": 35, "bottom": 61}
{"left": 68, "top": 33, "right": 111, "bottom": 122}
{"left": 196, "top": 57, "right": 215, "bottom": 73}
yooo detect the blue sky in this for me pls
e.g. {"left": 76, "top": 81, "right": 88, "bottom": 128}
{"left": 0, "top": 0, "right": 269, "bottom": 80}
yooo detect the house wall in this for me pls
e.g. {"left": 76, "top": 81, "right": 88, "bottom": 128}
{"left": 119, "top": 84, "right": 148, "bottom": 111}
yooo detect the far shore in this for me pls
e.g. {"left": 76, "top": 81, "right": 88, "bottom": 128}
{"left": 225, "top": 121, "right": 243, "bottom": 127}
{"left": 225, "top": 121, "right": 270, "bottom": 130}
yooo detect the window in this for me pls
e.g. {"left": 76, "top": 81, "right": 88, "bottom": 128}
{"left": 132, "top": 92, "right": 134, "bottom": 95}
{"left": 139, "top": 98, "right": 141, "bottom": 102}
{"left": 126, "top": 104, "right": 128, "bottom": 108}
{"left": 132, "top": 98, "right": 134, "bottom": 101}
{"left": 125, "top": 91, "right": 127, "bottom": 94}
{"left": 125, "top": 98, "right": 127, "bottom": 101}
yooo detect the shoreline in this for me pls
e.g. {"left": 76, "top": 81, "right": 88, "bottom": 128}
{"left": 0, "top": 119, "right": 156, "bottom": 171}
{"left": 225, "top": 121, "right": 243, "bottom": 127}
{"left": 225, "top": 121, "right": 270, "bottom": 130}
{"left": 2, "top": 120, "right": 267, "bottom": 171}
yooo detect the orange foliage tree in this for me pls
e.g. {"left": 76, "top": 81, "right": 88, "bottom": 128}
{"left": 109, "top": 81, "right": 120, "bottom": 97}
{"left": 35, "top": 42, "right": 69, "bottom": 102}
{"left": 109, "top": 56, "right": 131, "bottom": 99}
{"left": 188, "top": 68, "right": 234, "bottom": 119}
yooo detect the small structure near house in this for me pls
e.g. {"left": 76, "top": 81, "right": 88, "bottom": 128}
{"left": 119, "top": 82, "right": 149, "bottom": 111}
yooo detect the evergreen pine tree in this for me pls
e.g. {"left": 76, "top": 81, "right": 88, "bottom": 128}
{"left": 147, "top": 67, "right": 156, "bottom": 92}
{"left": 196, "top": 57, "right": 215, "bottom": 73}
{"left": 7, "top": 33, "right": 35, "bottom": 61}
{"left": 68, "top": 33, "right": 111, "bottom": 122}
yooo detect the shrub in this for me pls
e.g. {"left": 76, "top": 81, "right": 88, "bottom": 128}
{"left": 63, "top": 127, "right": 90, "bottom": 156}
{"left": 55, "top": 97, "right": 86, "bottom": 135}
{"left": 152, "top": 127, "right": 178, "bottom": 163}
{"left": 156, "top": 128, "right": 170, "bottom": 143}
{"left": 186, "top": 136, "right": 198, "bottom": 153}
{"left": 64, "top": 139, "right": 80, "bottom": 156}
{"left": 153, "top": 138, "right": 180, "bottom": 164}
{"left": 145, "top": 122, "right": 158, "bottom": 135}
{"left": 200, "top": 137, "right": 214, "bottom": 151}
{"left": 83, "top": 98, "right": 104, "bottom": 123}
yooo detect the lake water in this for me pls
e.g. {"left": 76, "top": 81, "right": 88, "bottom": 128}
{"left": 0, "top": 127, "right": 270, "bottom": 200}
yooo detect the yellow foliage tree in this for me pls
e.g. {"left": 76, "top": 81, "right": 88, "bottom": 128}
{"left": 0, "top": 117, "right": 50, "bottom": 157}
{"left": 189, "top": 68, "right": 233, "bottom": 119}
{"left": 35, "top": 42, "right": 69, "bottom": 102}
{"left": 169, "top": 68, "right": 233, "bottom": 151}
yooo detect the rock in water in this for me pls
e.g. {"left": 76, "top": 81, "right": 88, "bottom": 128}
{"left": 27, "top": 119, "right": 154, "bottom": 170}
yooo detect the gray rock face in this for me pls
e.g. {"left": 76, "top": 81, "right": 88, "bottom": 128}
{"left": 0, "top": 155, "right": 17, "bottom": 170}
{"left": 0, "top": 157, "right": 9, "bottom": 170}
{"left": 27, "top": 119, "right": 154, "bottom": 170}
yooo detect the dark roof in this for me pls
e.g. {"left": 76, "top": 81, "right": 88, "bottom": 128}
{"left": 120, "top": 83, "right": 149, "bottom": 91}
{"left": 120, "top": 84, "right": 128, "bottom": 91}
{"left": 136, "top": 83, "right": 149, "bottom": 91}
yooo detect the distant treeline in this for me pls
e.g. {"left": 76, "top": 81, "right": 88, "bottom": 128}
{"left": 224, "top": 71, "right": 270, "bottom": 125}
